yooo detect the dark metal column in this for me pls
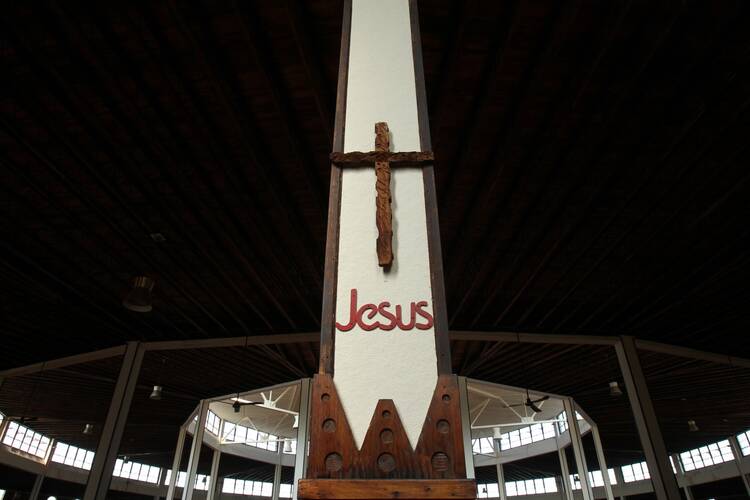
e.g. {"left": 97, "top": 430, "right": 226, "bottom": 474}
{"left": 615, "top": 336, "right": 681, "bottom": 500}
{"left": 83, "top": 342, "right": 145, "bottom": 500}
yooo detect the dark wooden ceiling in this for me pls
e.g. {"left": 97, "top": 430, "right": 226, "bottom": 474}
{"left": 2, "top": 0, "right": 750, "bottom": 487}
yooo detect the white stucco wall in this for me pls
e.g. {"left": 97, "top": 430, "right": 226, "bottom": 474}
{"left": 334, "top": 0, "right": 438, "bottom": 449}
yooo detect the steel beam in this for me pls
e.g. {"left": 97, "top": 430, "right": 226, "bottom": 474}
{"left": 450, "top": 330, "right": 618, "bottom": 346}
{"left": 615, "top": 336, "right": 681, "bottom": 500}
{"left": 0, "top": 345, "right": 127, "bottom": 378}
{"left": 166, "top": 426, "right": 187, "bottom": 500}
{"left": 591, "top": 425, "right": 614, "bottom": 500}
{"left": 493, "top": 439, "right": 507, "bottom": 500}
{"left": 84, "top": 342, "right": 145, "bottom": 500}
{"left": 557, "top": 444, "right": 573, "bottom": 500}
{"left": 272, "top": 445, "right": 283, "bottom": 500}
{"left": 458, "top": 376, "right": 476, "bottom": 479}
{"left": 729, "top": 435, "right": 750, "bottom": 496}
{"left": 293, "top": 378, "right": 311, "bottom": 500}
{"left": 564, "top": 398, "right": 593, "bottom": 500}
{"left": 634, "top": 339, "right": 750, "bottom": 369}
{"left": 145, "top": 333, "right": 318, "bottom": 351}
{"left": 29, "top": 473, "right": 44, "bottom": 500}
{"left": 207, "top": 449, "right": 221, "bottom": 500}
{"left": 182, "top": 400, "right": 209, "bottom": 500}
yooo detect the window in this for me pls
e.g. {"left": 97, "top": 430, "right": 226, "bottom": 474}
{"left": 680, "top": 440, "right": 734, "bottom": 471}
{"left": 570, "top": 470, "right": 617, "bottom": 489}
{"left": 2, "top": 421, "right": 51, "bottom": 458}
{"left": 51, "top": 442, "right": 95, "bottom": 470}
{"left": 503, "top": 478, "right": 557, "bottom": 497}
{"left": 735, "top": 430, "right": 750, "bottom": 457}
{"left": 222, "top": 478, "right": 275, "bottom": 497}
{"left": 621, "top": 461, "right": 650, "bottom": 482}
{"left": 113, "top": 459, "right": 161, "bottom": 484}
{"left": 205, "top": 410, "right": 221, "bottom": 436}
{"left": 222, "top": 422, "right": 279, "bottom": 452}
{"left": 279, "top": 484, "right": 293, "bottom": 498}
{"left": 472, "top": 422, "right": 557, "bottom": 456}
{"left": 164, "top": 470, "right": 210, "bottom": 490}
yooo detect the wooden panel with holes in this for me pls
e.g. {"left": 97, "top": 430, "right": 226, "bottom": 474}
{"left": 305, "top": 374, "right": 467, "bottom": 479}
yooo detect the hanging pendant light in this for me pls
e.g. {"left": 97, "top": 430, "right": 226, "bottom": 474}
{"left": 150, "top": 385, "right": 163, "bottom": 400}
{"left": 609, "top": 381, "right": 623, "bottom": 397}
{"left": 83, "top": 424, "right": 94, "bottom": 435}
{"left": 123, "top": 276, "right": 155, "bottom": 312}
{"left": 688, "top": 420, "right": 699, "bottom": 432}
{"left": 292, "top": 414, "right": 299, "bottom": 429}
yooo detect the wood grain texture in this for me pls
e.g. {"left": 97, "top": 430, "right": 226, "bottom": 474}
{"left": 374, "top": 123, "right": 393, "bottom": 267}
{"left": 298, "top": 479, "right": 477, "bottom": 500}
{"left": 408, "top": 0, "right": 452, "bottom": 375}
{"left": 306, "top": 375, "right": 468, "bottom": 480}
{"left": 330, "top": 151, "right": 434, "bottom": 166}
{"left": 319, "top": 0, "right": 353, "bottom": 375}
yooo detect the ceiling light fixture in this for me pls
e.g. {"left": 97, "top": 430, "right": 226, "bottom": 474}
{"left": 609, "top": 381, "right": 623, "bottom": 397}
{"left": 150, "top": 385, "right": 163, "bottom": 401}
{"left": 688, "top": 420, "right": 699, "bottom": 432}
{"left": 123, "top": 276, "right": 155, "bottom": 312}
{"left": 83, "top": 424, "right": 94, "bottom": 435}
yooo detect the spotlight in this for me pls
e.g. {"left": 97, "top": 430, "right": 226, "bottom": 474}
{"left": 293, "top": 415, "right": 299, "bottom": 429}
{"left": 688, "top": 420, "right": 699, "bottom": 432}
{"left": 233, "top": 400, "right": 241, "bottom": 413}
{"left": 149, "top": 385, "right": 163, "bottom": 400}
{"left": 123, "top": 455, "right": 130, "bottom": 464}
{"left": 609, "top": 381, "right": 623, "bottom": 397}
{"left": 83, "top": 424, "right": 94, "bottom": 435}
{"left": 123, "top": 276, "right": 155, "bottom": 312}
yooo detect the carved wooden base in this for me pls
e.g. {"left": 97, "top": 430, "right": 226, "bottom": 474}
{"left": 298, "top": 479, "right": 477, "bottom": 500}
{"left": 306, "top": 374, "right": 467, "bottom": 479}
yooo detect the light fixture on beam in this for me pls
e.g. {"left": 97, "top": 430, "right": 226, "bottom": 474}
{"left": 688, "top": 420, "right": 699, "bottom": 432}
{"left": 150, "top": 385, "right": 163, "bottom": 400}
{"left": 83, "top": 424, "right": 94, "bottom": 435}
{"left": 123, "top": 276, "right": 155, "bottom": 312}
{"left": 609, "top": 381, "right": 623, "bottom": 397}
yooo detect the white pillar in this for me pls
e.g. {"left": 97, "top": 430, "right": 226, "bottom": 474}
{"left": 272, "top": 444, "right": 283, "bottom": 500}
{"left": 729, "top": 435, "right": 750, "bottom": 496}
{"left": 557, "top": 445, "right": 573, "bottom": 500}
{"left": 615, "top": 337, "right": 681, "bottom": 500}
{"left": 84, "top": 342, "right": 145, "bottom": 500}
{"left": 166, "top": 426, "right": 187, "bottom": 500}
{"left": 292, "top": 378, "right": 311, "bottom": 500}
{"left": 493, "top": 439, "right": 507, "bottom": 500}
{"left": 564, "top": 398, "right": 593, "bottom": 500}
{"left": 458, "top": 376, "right": 475, "bottom": 479}
{"left": 206, "top": 449, "right": 221, "bottom": 500}
{"left": 182, "top": 400, "right": 209, "bottom": 500}
{"left": 591, "top": 425, "right": 614, "bottom": 500}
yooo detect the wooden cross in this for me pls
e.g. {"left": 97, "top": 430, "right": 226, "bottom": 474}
{"left": 330, "top": 122, "right": 434, "bottom": 267}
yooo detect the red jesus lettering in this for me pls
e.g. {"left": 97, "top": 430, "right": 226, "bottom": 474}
{"left": 335, "top": 289, "right": 434, "bottom": 332}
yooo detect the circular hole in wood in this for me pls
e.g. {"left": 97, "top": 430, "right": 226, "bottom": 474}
{"left": 441, "top": 394, "right": 451, "bottom": 403}
{"left": 377, "top": 453, "right": 396, "bottom": 473}
{"left": 325, "top": 453, "right": 342, "bottom": 472}
{"left": 432, "top": 452, "right": 449, "bottom": 472}
{"left": 382, "top": 410, "right": 391, "bottom": 418}
{"left": 436, "top": 420, "right": 450, "bottom": 434}
{"left": 321, "top": 393, "right": 330, "bottom": 402}
{"left": 380, "top": 428, "right": 394, "bottom": 444}
{"left": 322, "top": 419, "right": 336, "bottom": 433}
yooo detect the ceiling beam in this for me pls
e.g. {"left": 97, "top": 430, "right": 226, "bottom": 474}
{"left": 0, "top": 345, "right": 126, "bottom": 378}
